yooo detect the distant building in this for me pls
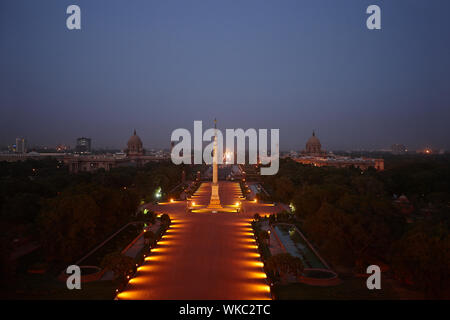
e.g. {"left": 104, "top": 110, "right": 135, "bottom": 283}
{"left": 301, "top": 131, "right": 327, "bottom": 156}
{"left": 125, "top": 130, "right": 144, "bottom": 157}
{"left": 416, "top": 147, "right": 445, "bottom": 155}
{"left": 0, "top": 130, "right": 169, "bottom": 172}
{"left": 56, "top": 144, "right": 70, "bottom": 152}
{"left": 417, "top": 147, "right": 433, "bottom": 154}
{"left": 288, "top": 150, "right": 299, "bottom": 158}
{"left": 65, "top": 130, "right": 167, "bottom": 173}
{"left": 15, "top": 137, "right": 27, "bottom": 153}
{"left": 293, "top": 132, "right": 384, "bottom": 171}
{"left": 391, "top": 144, "right": 407, "bottom": 154}
{"left": 75, "top": 137, "right": 91, "bottom": 154}
{"left": 294, "top": 156, "right": 384, "bottom": 171}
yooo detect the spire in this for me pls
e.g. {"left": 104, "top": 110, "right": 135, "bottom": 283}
{"left": 312, "top": 130, "right": 315, "bottom": 137}
{"left": 134, "top": 129, "right": 136, "bottom": 136}
{"left": 214, "top": 118, "right": 217, "bottom": 129}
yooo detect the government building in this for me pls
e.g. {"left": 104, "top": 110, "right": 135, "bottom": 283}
{"left": 292, "top": 131, "right": 384, "bottom": 171}
{"left": 64, "top": 130, "right": 167, "bottom": 173}
{"left": 0, "top": 130, "right": 168, "bottom": 173}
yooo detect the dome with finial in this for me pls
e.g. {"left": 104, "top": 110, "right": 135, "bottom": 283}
{"left": 126, "top": 129, "right": 144, "bottom": 156}
{"left": 305, "top": 130, "right": 322, "bottom": 154}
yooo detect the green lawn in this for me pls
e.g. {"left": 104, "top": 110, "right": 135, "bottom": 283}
{"left": 82, "top": 223, "right": 144, "bottom": 266}
{"left": 3, "top": 273, "right": 119, "bottom": 300}
{"left": 6, "top": 224, "right": 145, "bottom": 300}
{"left": 273, "top": 277, "right": 398, "bottom": 300}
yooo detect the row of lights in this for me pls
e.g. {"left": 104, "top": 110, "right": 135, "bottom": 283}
{"left": 247, "top": 219, "right": 273, "bottom": 298}
{"left": 115, "top": 217, "right": 171, "bottom": 299}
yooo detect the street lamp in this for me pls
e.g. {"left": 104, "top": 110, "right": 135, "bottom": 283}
{"left": 154, "top": 187, "right": 162, "bottom": 200}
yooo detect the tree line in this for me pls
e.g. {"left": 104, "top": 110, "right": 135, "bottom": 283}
{"left": 0, "top": 159, "right": 182, "bottom": 284}
{"left": 261, "top": 156, "right": 450, "bottom": 298}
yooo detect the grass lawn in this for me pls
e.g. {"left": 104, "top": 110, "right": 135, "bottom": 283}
{"left": 6, "top": 223, "right": 146, "bottom": 300}
{"left": 273, "top": 276, "right": 399, "bottom": 300}
{"left": 2, "top": 273, "right": 119, "bottom": 300}
{"left": 81, "top": 223, "right": 144, "bottom": 266}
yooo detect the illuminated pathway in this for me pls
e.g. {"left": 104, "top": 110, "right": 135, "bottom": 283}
{"left": 117, "top": 182, "right": 279, "bottom": 300}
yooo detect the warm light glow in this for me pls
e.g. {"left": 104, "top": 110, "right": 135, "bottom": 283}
{"left": 170, "top": 198, "right": 174, "bottom": 203}
{"left": 116, "top": 291, "right": 142, "bottom": 300}
{"left": 144, "top": 255, "right": 162, "bottom": 262}
{"left": 117, "top": 292, "right": 129, "bottom": 299}
{"left": 128, "top": 277, "right": 147, "bottom": 285}
{"left": 246, "top": 271, "right": 267, "bottom": 279}
{"left": 248, "top": 252, "right": 261, "bottom": 258}
{"left": 255, "top": 284, "right": 271, "bottom": 293}
{"left": 248, "top": 261, "right": 264, "bottom": 268}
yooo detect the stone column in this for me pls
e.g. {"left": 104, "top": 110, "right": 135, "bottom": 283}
{"left": 213, "top": 126, "right": 218, "bottom": 185}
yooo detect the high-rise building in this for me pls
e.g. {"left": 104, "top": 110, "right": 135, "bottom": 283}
{"left": 15, "top": 137, "right": 27, "bottom": 153}
{"left": 75, "top": 137, "right": 91, "bottom": 154}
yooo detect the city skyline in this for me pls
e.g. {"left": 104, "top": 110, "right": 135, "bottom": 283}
{"left": 1, "top": 1, "right": 450, "bottom": 150}
{"left": 1, "top": 127, "right": 445, "bottom": 153}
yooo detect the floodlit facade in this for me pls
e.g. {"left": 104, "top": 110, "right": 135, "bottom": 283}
{"left": 294, "top": 132, "right": 384, "bottom": 171}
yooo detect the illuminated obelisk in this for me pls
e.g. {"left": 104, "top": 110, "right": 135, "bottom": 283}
{"left": 207, "top": 118, "right": 223, "bottom": 212}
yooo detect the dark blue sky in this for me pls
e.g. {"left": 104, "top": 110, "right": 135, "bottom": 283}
{"left": 1, "top": 0, "right": 449, "bottom": 150}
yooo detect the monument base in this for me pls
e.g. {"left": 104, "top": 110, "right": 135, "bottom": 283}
{"left": 207, "top": 183, "right": 223, "bottom": 211}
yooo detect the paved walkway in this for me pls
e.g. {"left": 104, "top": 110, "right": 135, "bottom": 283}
{"left": 260, "top": 221, "right": 284, "bottom": 255}
{"left": 124, "top": 222, "right": 160, "bottom": 259}
{"left": 117, "top": 181, "right": 284, "bottom": 300}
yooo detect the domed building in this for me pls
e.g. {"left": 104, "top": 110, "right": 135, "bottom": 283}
{"left": 303, "top": 131, "right": 326, "bottom": 156}
{"left": 61, "top": 129, "right": 169, "bottom": 173}
{"left": 293, "top": 130, "right": 384, "bottom": 171}
{"left": 126, "top": 129, "right": 144, "bottom": 157}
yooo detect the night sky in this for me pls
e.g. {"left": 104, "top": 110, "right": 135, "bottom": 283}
{"left": 1, "top": 0, "right": 449, "bottom": 151}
